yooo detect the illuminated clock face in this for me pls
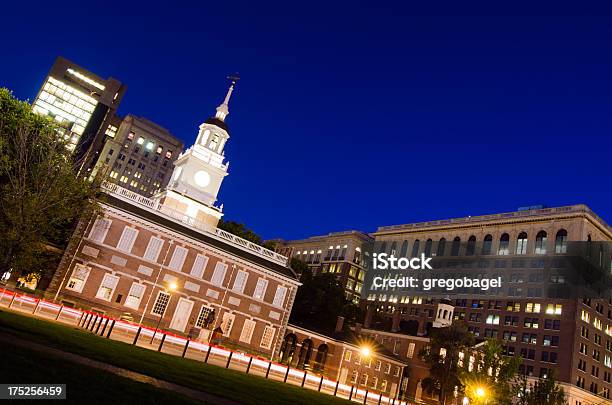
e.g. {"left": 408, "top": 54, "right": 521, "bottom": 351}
{"left": 194, "top": 170, "right": 211, "bottom": 188}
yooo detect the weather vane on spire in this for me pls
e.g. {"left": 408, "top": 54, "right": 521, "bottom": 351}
{"left": 227, "top": 73, "right": 240, "bottom": 84}
{"left": 215, "top": 74, "right": 240, "bottom": 122}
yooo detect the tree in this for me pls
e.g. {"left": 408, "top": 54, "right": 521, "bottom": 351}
{"left": 217, "top": 219, "right": 275, "bottom": 249}
{"left": 289, "top": 265, "right": 360, "bottom": 334}
{"left": 461, "top": 339, "right": 521, "bottom": 405}
{"left": 515, "top": 372, "right": 567, "bottom": 405}
{"left": 419, "top": 321, "right": 475, "bottom": 405}
{"left": 0, "top": 88, "right": 99, "bottom": 283}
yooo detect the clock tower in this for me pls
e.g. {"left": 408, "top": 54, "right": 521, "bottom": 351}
{"left": 155, "top": 76, "right": 239, "bottom": 230}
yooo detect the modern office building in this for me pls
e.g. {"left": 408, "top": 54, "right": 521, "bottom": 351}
{"left": 368, "top": 204, "right": 612, "bottom": 404}
{"left": 273, "top": 231, "right": 373, "bottom": 303}
{"left": 92, "top": 114, "right": 184, "bottom": 197}
{"left": 47, "top": 79, "right": 302, "bottom": 358}
{"left": 32, "top": 56, "right": 126, "bottom": 172}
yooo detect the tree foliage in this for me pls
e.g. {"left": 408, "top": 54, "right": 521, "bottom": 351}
{"left": 217, "top": 219, "right": 275, "bottom": 249}
{"left": 0, "top": 88, "right": 99, "bottom": 280}
{"left": 515, "top": 372, "right": 567, "bottom": 405}
{"left": 419, "top": 321, "right": 475, "bottom": 405}
{"left": 461, "top": 339, "right": 522, "bottom": 405}
{"left": 289, "top": 265, "right": 361, "bottom": 335}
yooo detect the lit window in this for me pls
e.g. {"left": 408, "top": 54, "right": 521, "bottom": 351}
{"left": 146, "top": 141, "right": 155, "bottom": 151}
{"left": 66, "top": 264, "right": 90, "bottom": 293}
{"left": 165, "top": 151, "right": 173, "bottom": 159}
{"left": 96, "top": 273, "right": 119, "bottom": 301}
{"left": 137, "top": 137, "right": 145, "bottom": 145}
{"left": 127, "top": 132, "right": 135, "bottom": 140}
{"left": 156, "top": 146, "right": 163, "bottom": 154}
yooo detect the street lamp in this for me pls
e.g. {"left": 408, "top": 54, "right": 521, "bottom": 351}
{"left": 475, "top": 386, "right": 487, "bottom": 404}
{"left": 150, "top": 282, "right": 177, "bottom": 344}
{"left": 358, "top": 345, "right": 372, "bottom": 398}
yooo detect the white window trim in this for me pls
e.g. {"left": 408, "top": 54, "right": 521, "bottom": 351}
{"left": 239, "top": 319, "right": 256, "bottom": 343}
{"left": 253, "top": 278, "right": 269, "bottom": 301}
{"left": 260, "top": 325, "right": 275, "bottom": 350}
{"left": 66, "top": 263, "right": 91, "bottom": 293}
{"left": 151, "top": 290, "right": 171, "bottom": 316}
{"left": 168, "top": 246, "right": 188, "bottom": 271}
{"left": 143, "top": 236, "right": 164, "bottom": 262}
{"left": 272, "top": 285, "right": 288, "bottom": 307}
{"left": 221, "top": 312, "right": 235, "bottom": 337}
{"left": 95, "top": 273, "right": 120, "bottom": 302}
{"left": 232, "top": 270, "right": 249, "bottom": 294}
{"left": 211, "top": 262, "right": 228, "bottom": 286}
{"left": 124, "top": 282, "right": 146, "bottom": 309}
{"left": 117, "top": 227, "right": 139, "bottom": 253}
{"left": 88, "top": 218, "right": 111, "bottom": 243}
{"left": 190, "top": 254, "right": 209, "bottom": 278}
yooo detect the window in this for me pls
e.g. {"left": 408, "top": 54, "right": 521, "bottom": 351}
{"left": 125, "top": 283, "right": 146, "bottom": 309}
{"left": 486, "top": 314, "right": 500, "bottom": 325}
{"left": 394, "top": 366, "right": 401, "bottom": 377}
{"left": 344, "top": 350, "right": 352, "bottom": 362}
{"left": 424, "top": 239, "right": 433, "bottom": 256}
{"left": 525, "top": 303, "right": 541, "bottom": 313}
{"left": 195, "top": 306, "right": 214, "bottom": 328}
{"left": 498, "top": 234, "right": 510, "bottom": 255}
{"left": 239, "top": 319, "right": 256, "bottom": 343}
{"left": 535, "top": 231, "right": 547, "bottom": 254}
{"left": 555, "top": 229, "right": 568, "bottom": 253}
{"left": 260, "top": 326, "right": 275, "bottom": 349}
{"left": 375, "top": 360, "right": 382, "bottom": 371}
{"left": 143, "top": 237, "right": 164, "bottom": 262}
{"left": 273, "top": 285, "right": 288, "bottom": 307}
{"left": 371, "top": 376, "right": 378, "bottom": 389}
{"left": 407, "top": 342, "right": 415, "bottom": 358}
{"left": 253, "top": 278, "right": 268, "bottom": 300}
{"left": 190, "top": 254, "right": 209, "bottom": 278}
{"left": 89, "top": 218, "right": 111, "bottom": 243}
{"left": 66, "top": 264, "right": 91, "bottom": 293}
{"left": 516, "top": 232, "right": 528, "bottom": 254}
{"left": 168, "top": 246, "right": 188, "bottom": 271}
{"left": 411, "top": 240, "right": 420, "bottom": 257}
{"left": 451, "top": 237, "right": 461, "bottom": 256}
{"left": 117, "top": 227, "right": 138, "bottom": 253}
{"left": 96, "top": 274, "right": 119, "bottom": 301}
{"left": 437, "top": 238, "right": 446, "bottom": 256}
{"left": 385, "top": 363, "right": 391, "bottom": 374}
{"left": 232, "top": 270, "right": 248, "bottom": 293}
{"left": 152, "top": 291, "right": 170, "bottom": 315}
{"left": 220, "top": 312, "right": 235, "bottom": 336}
{"left": 482, "top": 235, "right": 493, "bottom": 255}
{"left": 211, "top": 262, "right": 228, "bottom": 286}
{"left": 466, "top": 236, "right": 476, "bottom": 256}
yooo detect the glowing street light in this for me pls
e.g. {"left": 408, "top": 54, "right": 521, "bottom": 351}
{"left": 360, "top": 346, "right": 371, "bottom": 358}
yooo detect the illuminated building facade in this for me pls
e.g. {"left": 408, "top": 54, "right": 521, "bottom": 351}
{"left": 32, "top": 56, "right": 126, "bottom": 172}
{"left": 92, "top": 114, "right": 184, "bottom": 197}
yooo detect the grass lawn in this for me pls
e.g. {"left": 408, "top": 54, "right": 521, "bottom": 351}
{"left": 0, "top": 310, "right": 351, "bottom": 405}
{"left": 0, "top": 340, "right": 202, "bottom": 404}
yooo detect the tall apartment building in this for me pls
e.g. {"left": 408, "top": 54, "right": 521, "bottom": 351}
{"left": 274, "top": 231, "right": 373, "bottom": 303}
{"left": 47, "top": 79, "right": 302, "bottom": 358}
{"left": 92, "top": 114, "right": 184, "bottom": 197}
{"left": 32, "top": 56, "right": 126, "bottom": 172}
{"left": 368, "top": 204, "right": 612, "bottom": 404}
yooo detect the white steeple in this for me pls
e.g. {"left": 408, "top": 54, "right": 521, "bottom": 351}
{"left": 155, "top": 76, "right": 239, "bottom": 230}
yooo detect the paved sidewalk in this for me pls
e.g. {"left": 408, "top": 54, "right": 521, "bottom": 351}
{"left": 0, "top": 332, "right": 240, "bottom": 405}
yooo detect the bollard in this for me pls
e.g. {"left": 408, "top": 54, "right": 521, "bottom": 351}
{"left": 301, "top": 371, "right": 307, "bottom": 387}
{"left": 8, "top": 293, "right": 17, "bottom": 308}
{"left": 349, "top": 385, "right": 354, "bottom": 401}
{"left": 318, "top": 375, "right": 324, "bottom": 392}
{"left": 283, "top": 366, "right": 290, "bottom": 383}
{"left": 225, "top": 351, "right": 233, "bottom": 369}
{"left": 246, "top": 356, "right": 253, "bottom": 374}
{"left": 204, "top": 345, "right": 212, "bottom": 363}
{"left": 95, "top": 317, "right": 104, "bottom": 334}
{"left": 106, "top": 320, "right": 115, "bottom": 338}
{"left": 85, "top": 313, "right": 94, "bottom": 330}
{"left": 265, "top": 362, "right": 272, "bottom": 379}
{"left": 89, "top": 316, "right": 98, "bottom": 331}
{"left": 158, "top": 333, "right": 167, "bottom": 352}
{"left": 181, "top": 339, "right": 189, "bottom": 358}
{"left": 378, "top": 392, "right": 382, "bottom": 405}
{"left": 334, "top": 380, "right": 340, "bottom": 396}
{"left": 77, "top": 312, "right": 85, "bottom": 327}
{"left": 100, "top": 318, "right": 110, "bottom": 336}
{"left": 364, "top": 390, "right": 368, "bottom": 404}
{"left": 32, "top": 299, "right": 41, "bottom": 314}
{"left": 132, "top": 326, "right": 142, "bottom": 345}
{"left": 55, "top": 305, "right": 64, "bottom": 321}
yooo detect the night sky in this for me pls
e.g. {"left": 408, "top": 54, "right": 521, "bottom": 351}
{"left": 2, "top": 2, "right": 611, "bottom": 240}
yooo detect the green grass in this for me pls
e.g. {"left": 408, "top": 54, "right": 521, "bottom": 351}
{"left": 0, "top": 310, "right": 351, "bottom": 405}
{"left": 0, "top": 340, "right": 202, "bottom": 404}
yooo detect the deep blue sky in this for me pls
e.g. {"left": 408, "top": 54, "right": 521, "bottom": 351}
{"left": 2, "top": 2, "right": 611, "bottom": 240}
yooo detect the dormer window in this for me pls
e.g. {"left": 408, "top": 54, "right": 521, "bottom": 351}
{"left": 209, "top": 134, "right": 220, "bottom": 150}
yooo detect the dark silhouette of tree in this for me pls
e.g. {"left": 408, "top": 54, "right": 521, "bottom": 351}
{"left": 515, "top": 372, "right": 567, "bottom": 405}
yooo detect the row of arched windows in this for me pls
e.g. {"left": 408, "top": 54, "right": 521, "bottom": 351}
{"left": 379, "top": 229, "right": 569, "bottom": 257}
{"left": 280, "top": 334, "right": 328, "bottom": 372}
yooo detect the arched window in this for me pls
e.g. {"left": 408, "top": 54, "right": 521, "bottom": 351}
{"left": 451, "top": 237, "right": 461, "bottom": 256}
{"left": 516, "top": 232, "right": 528, "bottom": 254}
{"left": 437, "top": 238, "right": 446, "bottom": 257}
{"left": 424, "top": 239, "right": 433, "bottom": 256}
{"left": 411, "top": 240, "right": 420, "bottom": 257}
{"left": 297, "top": 339, "right": 313, "bottom": 369}
{"left": 587, "top": 235, "right": 592, "bottom": 258}
{"left": 555, "top": 229, "right": 567, "bottom": 253}
{"left": 535, "top": 231, "right": 547, "bottom": 255}
{"left": 400, "top": 241, "right": 409, "bottom": 257}
{"left": 466, "top": 236, "right": 476, "bottom": 256}
{"left": 379, "top": 241, "right": 387, "bottom": 254}
{"left": 314, "top": 344, "right": 329, "bottom": 372}
{"left": 498, "top": 233, "right": 510, "bottom": 255}
{"left": 280, "top": 334, "right": 297, "bottom": 364}
{"left": 390, "top": 241, "right": 398, "bottom": 256}
{"left": 482, "top": 234, "right": 493, "bottom": 255}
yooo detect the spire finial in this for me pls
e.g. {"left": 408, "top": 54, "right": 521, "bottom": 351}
{"left": 215, "top": 74, "right": 240, "bottom": 122}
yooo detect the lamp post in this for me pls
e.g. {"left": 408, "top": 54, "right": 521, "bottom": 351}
{"left": 150, "top": 282, "right": 177, "bottom": 344}
{"left": 475, "top": 386, "right": 488, "bottom": 405}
